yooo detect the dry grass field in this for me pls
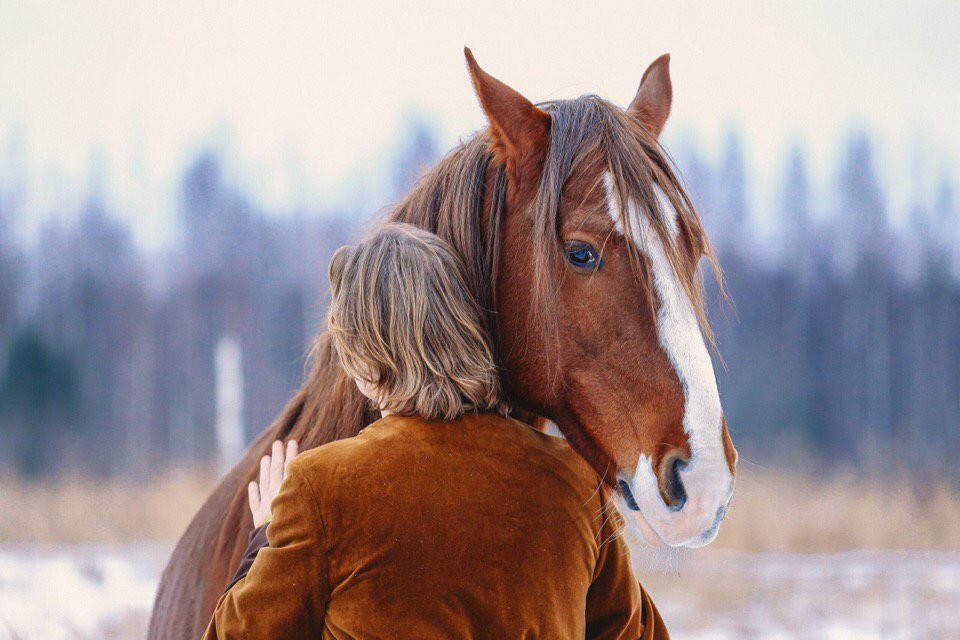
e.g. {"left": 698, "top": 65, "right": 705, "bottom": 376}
{"left": 714, "top": 465, "right": 960, "bottom": 552}
{"left": 0, "top": 470, "right": 215, "bottom": 544}
{"left": 2, "top": 464, "right": 958, "bottom": 551}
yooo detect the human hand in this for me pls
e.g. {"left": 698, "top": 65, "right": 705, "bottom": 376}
{"left": 248, "top": 439, "right": 299, "bottom": 528}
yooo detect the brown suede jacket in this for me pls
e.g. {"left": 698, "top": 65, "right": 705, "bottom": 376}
{"left": 203, "top": 412, "right": 669, "bottom": 639}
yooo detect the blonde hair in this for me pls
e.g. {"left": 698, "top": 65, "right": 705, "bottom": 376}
{"left": 327, "top": 223, "right": 506, "bottom": 421}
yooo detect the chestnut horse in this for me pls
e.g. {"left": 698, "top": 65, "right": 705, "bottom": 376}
{"left": 149, "top": 49, "right": 738, "bottom": 639}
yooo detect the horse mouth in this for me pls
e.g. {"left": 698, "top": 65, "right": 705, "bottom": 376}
{"left": 688, "top": 502, "right": 729, "bottom": 548}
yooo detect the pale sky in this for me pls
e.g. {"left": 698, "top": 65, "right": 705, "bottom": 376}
{"left": 1, "top": 0, "right": 958, "bottom": 245}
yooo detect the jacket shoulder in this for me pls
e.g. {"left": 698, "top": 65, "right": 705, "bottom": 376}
{"left": 480, "top": 415, "right": 608, "bottom": 497}
{"left": 288, "top": 435, "right": 370, "bottom": 478}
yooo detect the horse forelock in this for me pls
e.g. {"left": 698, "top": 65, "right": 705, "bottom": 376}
{"left": 532, "top": 96, "right": 723, "bottom": 356}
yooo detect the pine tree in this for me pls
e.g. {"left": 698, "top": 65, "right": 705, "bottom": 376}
{"left": 0, "top": 329, "right": 80, "bottom": 475}
{"left": 835, "top": 132, "right": 891, "bottom": 468}
{"left": 0, "top": 192, "right": 21, "bottom": 371}
{"left": 715, "top": 130, "right": 750, "bottom": 256}
{"left": 773, "top": 146, "right": 818, "bottom": 447}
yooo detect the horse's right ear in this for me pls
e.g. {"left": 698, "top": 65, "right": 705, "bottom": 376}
{"left": 628, "top": 53, "right": 672, "bottom": 139}
{"left": 464, "top": 47, "right": 550, "bottom": 176}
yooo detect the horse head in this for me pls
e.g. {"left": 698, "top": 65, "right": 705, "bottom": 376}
{"left": 463, "top": 49, "right": 738, "bottom": 548}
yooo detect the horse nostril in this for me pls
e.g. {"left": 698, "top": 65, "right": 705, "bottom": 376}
{"left": 668, "top": 458, "right": 688, "bottom": 511}
{"left": 617, "top": 480, "right": 641, "bottom": 511}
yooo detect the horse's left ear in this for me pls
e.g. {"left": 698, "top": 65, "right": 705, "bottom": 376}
{"left": 628, "top": 53, "right": 672, "bottom": 138}
{"left": 464, "top": 47, "right": 550, "bottom": 174}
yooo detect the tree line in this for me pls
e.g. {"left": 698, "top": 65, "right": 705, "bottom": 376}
{"left": 0, "top": 126, "right": 957, "bottom": 479}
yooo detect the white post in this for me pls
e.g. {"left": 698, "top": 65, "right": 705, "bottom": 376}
{"left": 215, "top": 335, "right": 245, "bottom": 475}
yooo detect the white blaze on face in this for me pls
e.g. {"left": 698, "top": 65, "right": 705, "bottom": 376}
{"left": 603, "top": 173, "right": 733, "bottom": 548}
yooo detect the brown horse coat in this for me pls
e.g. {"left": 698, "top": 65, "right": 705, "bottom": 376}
{"left": 202, "top": 412, "right": 668, "bottom": 639}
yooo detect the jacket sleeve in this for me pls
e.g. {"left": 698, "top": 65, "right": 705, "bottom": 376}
{"left": 202, "top": 462, "right": 330, "bottom": 640}
{"left": 223, "top": 523, "right": 270, "bottom": 592}
{"left": 584, "top": 487, "right": 670, "bottom": 640}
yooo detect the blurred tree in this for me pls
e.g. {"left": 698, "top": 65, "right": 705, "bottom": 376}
{"left": 932, "top": 178, "right": 959, "bottom": 277}
{"left": 181, "top": 152, "right": 223, "bottom": 225}
{"left": 0, "top": 197, "right": 21, "bottom": 371}
{"left": 715, "top": 130, "right": 750, "bottom": 255}
{"left": 35, "top": 195, "right": 152, "bottom": 475}
{"left": 0, "top": 329, "right": 80, "bottom": 476}
{"left": 709, "top": 131, "right": 766, "bottom": 453}
{"left": 925, "top": 178, "right": 960, "bottom": 475}
{"left": 837, "top": 133, "right": 888, "bottom": 275}
{"left": 835, "top": 132, "right": 892, "bottom": 469}
{"left": 163, "top": 150, "right": 358, "bottom": 463}
{"left": 675, "top": 137, "right": 717, "bottom": 240}
{"left": 780, "top": 147, "right": 817, "bottom": 281}
{"left": 770, "top": 147, "right": 818, "bottom": 447}
{"left": 0, "top": 136, "right": 26, "bottom": 372}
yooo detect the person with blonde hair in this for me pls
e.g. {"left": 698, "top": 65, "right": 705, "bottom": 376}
{"left": 203, "top": 222, "right": 668, "bottom": 639}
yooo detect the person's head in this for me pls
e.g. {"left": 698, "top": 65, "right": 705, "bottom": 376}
{"left": 327, "top": 222, "right": 506, "bottom": 421}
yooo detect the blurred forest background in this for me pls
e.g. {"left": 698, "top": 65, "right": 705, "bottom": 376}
{"left": 0, "top": 121, "right": 957, "bottom": 484}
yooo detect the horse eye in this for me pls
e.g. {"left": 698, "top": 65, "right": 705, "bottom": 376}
{"left": 564, "top": 241, "right": 602, "bottom": 271}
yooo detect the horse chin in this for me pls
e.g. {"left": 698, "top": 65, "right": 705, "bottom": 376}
{"left": 615, "top": 496, "right": 670, "bottom": 549}
{"left": 620, "top": 504, "right": 722, "bottom": 549}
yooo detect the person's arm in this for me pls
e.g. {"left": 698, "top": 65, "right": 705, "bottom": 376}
{"left": 584, "top": 486, "right": 670, "bottom": 640}
{"left": 634, "top": 581, "right": 669, "bottom": 640}
{"left": 221, "top": 440, "right": 299, "bottom": 591}
{"left": 202, "top": 448, "right": 329, "bottom": 640}
{"left": 225, "top": 523, "right": 271, "bottom": 592}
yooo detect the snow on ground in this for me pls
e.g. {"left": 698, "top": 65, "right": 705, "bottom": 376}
{"left": 0, "top": 544, "right": 957, "bottom": 639}
{"left": 0, "top": 544, "right": 167, "bottom": 640}
{"left": 636, "top": 549, "right": 960, "bottom": 639}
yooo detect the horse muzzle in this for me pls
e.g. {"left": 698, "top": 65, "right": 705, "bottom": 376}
{"left": 617, "top": 450, "right": 734, "bottom": 548}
